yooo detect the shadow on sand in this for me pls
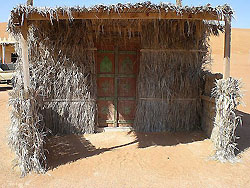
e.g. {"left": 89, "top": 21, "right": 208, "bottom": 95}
{"left": 0, "top": 85, "right": 12, "bottom": 92}
{"left": 44, "top": 110, "right": 250, "bottom": 170}
{"left": 45, "top": 130, "right": 207, "bottom": 170}
{"left": 128, "top": 131, "right": 207, "bottom": 148}
{"left": 235, "top": 110, "right": 250, "bottom": 155}
{"left": 45, "top": 134, "right": 139, "bottom": 170}
{"left": 45, "top": 135, "right": 107, "bottom": 169}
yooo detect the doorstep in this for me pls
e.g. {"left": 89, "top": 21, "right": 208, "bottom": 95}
{"left": 96, "top": 127, "right": 134, "bottom": 133}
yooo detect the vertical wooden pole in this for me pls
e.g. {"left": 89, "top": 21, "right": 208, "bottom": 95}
{"left": 21, "top": 19, "right": 30, "bottom": 89}
{"left": 114, "top": 46, "right": 118, "bottom": 127}
{"left": 2, "top": 44, "right": 5, "bottom": 64}
{"left": 27, "top": 0, "right": 33, "bottom": 6}
{"left": 223, "top": 17, "right": 232, "bottom": 79}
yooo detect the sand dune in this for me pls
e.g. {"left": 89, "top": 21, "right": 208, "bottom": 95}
{"left": 210, "top": 28, "right": 250, "bottom": 113}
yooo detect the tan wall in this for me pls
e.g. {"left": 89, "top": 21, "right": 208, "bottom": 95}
{"left": 0, "top": 45, "right": 15, "bottom": 64}
{"left": 202, "top": 99, "right": 216, "bottom": 137}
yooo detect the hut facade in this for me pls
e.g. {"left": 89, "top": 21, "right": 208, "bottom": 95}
{"left": 0, "top": 22, "right": 17, "bottom": 64}
{"left": 7, "top": 2, "right": 233, "bottom": 175}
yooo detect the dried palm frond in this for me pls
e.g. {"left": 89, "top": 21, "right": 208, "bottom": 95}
{"left": 7, "top": 2, "right": 233, "bottom": 35}
{"left": 211, "top": 77, "right": 243, "bottom": 162}
{"left": 9, "top": 87, "right": 47, "bottom": 176}
{"left": 134, "top": 19, "right": 211, "bottom": 132}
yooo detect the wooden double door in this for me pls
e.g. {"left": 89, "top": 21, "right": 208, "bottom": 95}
{"left": 96, "top": 45, "right": 138, "bottom": 127}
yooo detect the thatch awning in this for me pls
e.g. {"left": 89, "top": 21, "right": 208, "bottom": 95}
{"left": 8, "top": 2, "right": 233, "bottom": 29}
{"left": 7, "top": 2, "right": 234, "bottom": 90}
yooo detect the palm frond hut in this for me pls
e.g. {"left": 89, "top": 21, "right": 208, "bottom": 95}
{"left": 7, "top": 1, "right": 234, "bottom": 175}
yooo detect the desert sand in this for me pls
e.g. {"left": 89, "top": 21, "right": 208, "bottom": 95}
{"left": 210, "top": 28, "right": 250, "bottom": 113}
{"left": 0, "top": 28, "right": 250, "bottom": 188}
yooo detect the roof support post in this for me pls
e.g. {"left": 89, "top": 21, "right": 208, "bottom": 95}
{"left": 223, "top": 17, "right": 232, "bottom": 79}
{"left": 27, "top": 0, "right": 33, "bottom": 6}
{"left": 176, "top": 0, "right": 182, "bottom": 6}
{"left": 2, "top": 44, "right": 5, "bottom": 64}
{"left": 20, "top": 19, "right": 30, "bottom": 89}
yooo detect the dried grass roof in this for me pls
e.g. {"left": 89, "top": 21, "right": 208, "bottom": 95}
{"left": 8, "top": 2, "right": 233, "bottom": 34}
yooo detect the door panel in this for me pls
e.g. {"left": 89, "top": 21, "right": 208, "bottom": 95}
{"left": 118, "top": 100, "right": 136, "bottom": 120}
{"left": 97, "top": 100, "right": 115, "bottom": 127}
{"left": 97, "top": 53, "right": 115, "bottom": 74}
{"left": 118, "top": 54, "right": 137, "bottom": 74}
{"left": 118, "top": 78, "right": 136, "bottom": 97}
{"left": 97, "top": 77, "right": 114, "bottom": 97}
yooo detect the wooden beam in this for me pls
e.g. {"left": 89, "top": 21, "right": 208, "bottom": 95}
{"left": 223, "top": 17, "right": 231, "bottom": 79}
{"left": 20, "top": 19, "right": 30, "bottom": 89}
{"left": 140, "top": 49, "right": 207, "bottom": 53}
{"left": 27, "top": 11, "right": 222, "bottom": 21}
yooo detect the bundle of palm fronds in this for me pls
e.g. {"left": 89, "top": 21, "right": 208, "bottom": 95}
{"left": 211, "top": 77, "right": 243, "bottom": 162}
{"left": 8, "top": 20, "right": 97, "bottom": 175}
{"left": 9, "top": 87, "right": 47, "bottom": 176}
{"left": 135, "top": 51, "right": 202, "bottom": 132}
{"left": 134, "top": 19, "right": 215, "bottom": 132}
{"left": 27, "top": 21, "right": 96, "bottom": 135}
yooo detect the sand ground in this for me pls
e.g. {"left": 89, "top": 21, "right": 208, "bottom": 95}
{"left": 0, "top": 28, "right": 250, "bottom": 188}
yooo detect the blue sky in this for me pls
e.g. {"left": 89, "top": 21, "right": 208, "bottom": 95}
{"left": 0, "top": 0, "right": 249, "bottom": 28}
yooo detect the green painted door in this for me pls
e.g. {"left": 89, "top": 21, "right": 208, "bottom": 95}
{"left": 96, "top": 46, "right": 138, "bottom": 127}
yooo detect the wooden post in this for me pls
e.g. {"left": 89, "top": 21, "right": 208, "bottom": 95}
{"left": 20, "top": 19, "right": 30, "bottom": 89}
{"left": 176, "top": 0, "right": 182, "bottom": 6}
{"left": 2, "top": 44, "right": 5, "bottom": 64}
{"left": 223, "top": 17, "right": 232, "bottom": 79}
{"left": 27, "top": 0, "right": 33, "bottom": 6}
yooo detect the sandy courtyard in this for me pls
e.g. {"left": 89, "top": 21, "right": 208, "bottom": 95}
{"left": 1, "top": 28, "right": 250, "bottom": 187}
{"left": 0, "top": 84, "right": 250, "bottom": 187}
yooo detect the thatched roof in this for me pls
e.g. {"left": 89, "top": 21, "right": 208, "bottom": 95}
{"left": 8, "top": 2, "right": 233, "bottom": 33}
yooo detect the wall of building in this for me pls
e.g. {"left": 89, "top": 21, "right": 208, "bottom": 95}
{"left": 201, "top": 72, "right": 223, "bottom": 137}
{"left": 0, "top": 45, "right": 15, "bottom": 64}
{"left": 0, "top": 22, "right": 16, "bottom": 64}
